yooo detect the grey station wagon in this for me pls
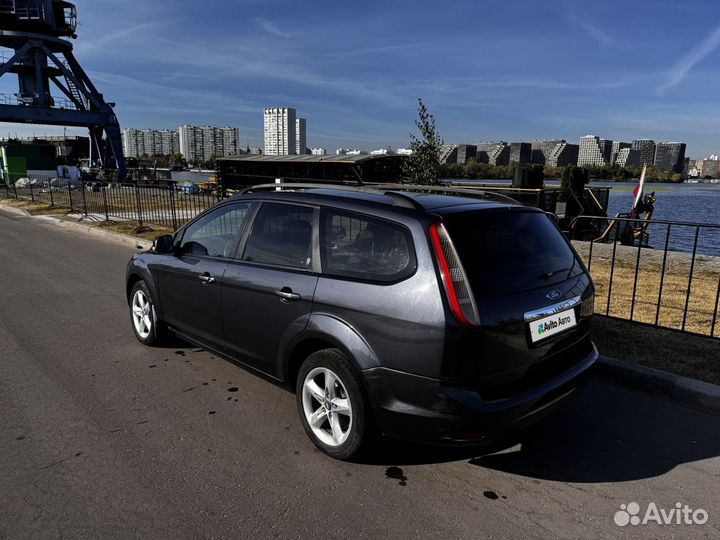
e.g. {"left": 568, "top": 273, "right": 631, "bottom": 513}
{"left": 126, "top": 184, "right": 597, "bottom": 459}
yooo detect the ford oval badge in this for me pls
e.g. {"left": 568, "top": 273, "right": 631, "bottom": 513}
{"left": 546, "top": 289, "right": 562, "bottom": 301}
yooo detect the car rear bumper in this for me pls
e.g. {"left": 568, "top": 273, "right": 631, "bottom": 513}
{"left": 362, "top": 342, "right": 598, "bottom": 445}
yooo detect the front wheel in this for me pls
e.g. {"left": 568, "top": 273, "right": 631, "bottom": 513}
{"left": 129, "top": 281, "right": 164, "bottom": 346}
{"left": 296, "top": 349, "right": 374, "bottom": 460}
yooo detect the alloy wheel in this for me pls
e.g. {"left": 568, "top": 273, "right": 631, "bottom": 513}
{"left": 301, "top": 367, "right": 353, "bottom": 447}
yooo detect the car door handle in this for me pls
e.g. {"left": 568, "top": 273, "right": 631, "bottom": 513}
{"left": 198, "top": 273, "right": 216, "bottom": 284}
{"left": 275, "top": 288, "right": 301, "bottom": 302}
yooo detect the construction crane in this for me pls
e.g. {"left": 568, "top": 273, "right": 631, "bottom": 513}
{"left": 0, "top": 0, "right": 126, "bottom": 178}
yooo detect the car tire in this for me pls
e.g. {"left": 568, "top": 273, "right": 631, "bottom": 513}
{"left": 129, "top": 281, "right": 165, "bottom": 346}
{"left": 296, "top": 349, "right": 375, "bottom": 460}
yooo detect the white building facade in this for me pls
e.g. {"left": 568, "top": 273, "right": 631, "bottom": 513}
{"left": 179, "top": 125, "right": 240, "bottom": 164}
{"left": 578, "top": 135, "right": 608, "bottom": 167}
{"left": 122, "top": 128, "right": 180, "bottom": 158}
{"left": 264, "top": 107, "right": 297, "bottom": 155}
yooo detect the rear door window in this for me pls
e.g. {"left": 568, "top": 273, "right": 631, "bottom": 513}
{"left": 443, "top": 209, "right": 579, "bottom": 297}
{"left": 320, "top": 210, "right": 415, "bottom": 282}
{"left": 242, "top": 202, "right": 315, "bottom": 268}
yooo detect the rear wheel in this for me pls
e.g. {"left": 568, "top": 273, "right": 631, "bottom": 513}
{"left": 129, "top": 281, "right": 164, "bottom": 346}
{"left": 296, "top": 349, "right": 374, "bottom": 460}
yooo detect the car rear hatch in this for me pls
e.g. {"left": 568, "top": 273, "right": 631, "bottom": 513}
{"left": 431, "top": 206, "right": 595, "bottom": 400}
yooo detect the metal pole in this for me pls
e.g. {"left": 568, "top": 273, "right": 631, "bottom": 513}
{"left": 654, "top": 225, "right": 672, "bottom": 327}
{"left": 681, "top": 227, "right": 701, "bottom": 332}
{"left": 81, "top": 181, "right": 88, "bottom": 218}
{"left": 629, "top": 236, "right": 643, "bottom": 321}
{"left": 102, "top": 182, "right": 109, "bottom": 221}
{"left": 68, "top": 180, "right": 73, "bottom": 210}
{"left": 169, "top": 182, "right": 178, "bottom": 229}
{"left": 606, "top": 220, "right": 621, "bottom": 316}
{"left": 711, "top": 273, "right": 720, "bottom": 338}
{"left": 29, "top": 181, "right": 34, "bottom": 201}
{"left": 48, "top": 179, "right": 54, "bottom": 206}
{"left": 135, "top": 183, "right": 144, "bottom": 229}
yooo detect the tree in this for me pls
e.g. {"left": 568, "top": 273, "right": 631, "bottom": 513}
{"left": 401, "top": 98, "right": 443, "bottom": 185}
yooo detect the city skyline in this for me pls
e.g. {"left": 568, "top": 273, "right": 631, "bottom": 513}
{"left": 120, "top": 119, "right": 690, "bottom": 173}
{"left": 13, "top": 0, "right": 720, "bottom": 159}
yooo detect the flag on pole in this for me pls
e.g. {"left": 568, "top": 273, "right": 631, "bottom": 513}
{"left": 631, "top": 165, "right": 646, "bottom": 215}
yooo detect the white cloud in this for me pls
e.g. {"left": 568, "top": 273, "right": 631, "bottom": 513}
{"left": 659, "top": 22, "right": 720, "bottom": 93}
{"left": 255, "top": 17, "right": 292, "bottom": 38}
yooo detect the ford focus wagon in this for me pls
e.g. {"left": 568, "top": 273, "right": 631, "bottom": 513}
{"left": 126, "top": 184, "right": 597, "bottom": 459}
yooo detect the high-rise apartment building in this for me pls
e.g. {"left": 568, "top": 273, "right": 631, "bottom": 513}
{"left": 578, "top": 135, "right": 609, "bottom": 167}
{"left": 598, "top": 138, "right": 613, "bottom": 165}
{"left": 295, "top": 118, "right": 307, "bottom": 155}
{"left": 631, "top": 139, "right": 656, "bottom": 166}
{"left": 509, "top": 142, "right": 531, "bottom": 165}
{"left": 122, "top": 128, "right": 180, "bottom": 158}
{"left": 611, "top": 141, "right": 631, "bottom": 165}
{"left": 615, "top": 148, "right": 641, "bottom": 168}
{"left": 220, "top": 126, "right": 240, "bottom": 158}
{"left": 440, "top": 144, "right": 458, "bottom": 164}
{"left": 179, "top": 125, "right": 240, "bottom": 164}
{"left": 311, "top": 147, "right": 327, "bottom": 156}
{"left": 546, "top": 142, "right": 579, "bottom": 167}
{"left": 456, "top": 144, "right": 477, "bottom": 164}
{"left": 531, "top": 140, "right": 564, "bottom": 165}
{"left": 653, "top": 142, "right": 686, "bottom": 173}
{"left": 476, "top": 142, "right": 510, "bottom": 165}
{"left": 264, "top": 107, "right": 297, "bottom": 155}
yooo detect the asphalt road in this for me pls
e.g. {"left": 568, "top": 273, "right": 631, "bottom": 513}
{"left": 1, "top": 206, "right": 719, "bottom": 540}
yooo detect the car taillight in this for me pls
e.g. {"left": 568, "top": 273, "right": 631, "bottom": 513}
{"left": 581, "top": 294, "right": 594, "bottom": 317}
{"left": 429, "top": 222, "right": 480, "bottom": 327}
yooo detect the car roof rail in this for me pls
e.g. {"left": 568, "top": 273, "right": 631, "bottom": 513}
{"left": 372, "top": 183, "right": 522, "bottom": 205}
{"left": 236, "top": 182, "right": 424, "bottom": 210}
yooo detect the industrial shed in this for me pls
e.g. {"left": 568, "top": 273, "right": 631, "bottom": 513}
{"left": 216, "top": 154, "right": 406, "bottom": 188}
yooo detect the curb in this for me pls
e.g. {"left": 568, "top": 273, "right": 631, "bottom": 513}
{"left": 0, "top": 202, "right": 152, "bottom": 250}
{"left": 0, "top": 203, "right": 31, "bottom": 217}
{"left": 37, "top": 215, "right": 153, "bottom": 250}
{"left": 595, "top": 355, "right": 720, "bottom": 416}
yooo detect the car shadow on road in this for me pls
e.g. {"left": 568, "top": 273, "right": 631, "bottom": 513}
{"left": 362, "top": 380, "right": 720, "bottom": 483}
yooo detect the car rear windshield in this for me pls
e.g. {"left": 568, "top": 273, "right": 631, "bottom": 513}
{"left": 443, "top": 209, "right": 579, "bottom": 298}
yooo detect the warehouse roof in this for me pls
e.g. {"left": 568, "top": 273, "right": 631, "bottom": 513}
{"left": 217, "top": 154, "right": 402, "bottom": 164}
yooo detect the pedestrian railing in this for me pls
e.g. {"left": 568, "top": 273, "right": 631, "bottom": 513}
{"left": 0, "top": 177, "right": 223, "bottom": 230}
{"left": 568, "top": 215, "right": 720, "bottom": 339}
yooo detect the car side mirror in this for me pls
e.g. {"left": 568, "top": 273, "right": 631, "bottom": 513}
{"left": 153, "top": 234, "right": 174, "bottom": 254}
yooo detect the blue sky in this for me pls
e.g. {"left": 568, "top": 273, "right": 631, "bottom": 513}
{"left": 1, "top": 0, "right": 719, "bottom": 158}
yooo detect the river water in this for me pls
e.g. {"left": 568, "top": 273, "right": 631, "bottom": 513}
{"left": 449, "top": 180, "right": 720, "bottom": 257}
{"left": 588, "top": 181, "right": 720, "bottom": 257}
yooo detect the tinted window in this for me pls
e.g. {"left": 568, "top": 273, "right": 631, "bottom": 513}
{"left": 444, "top": 210, "right": 579, "bottom": 297}
{"left": 180, "top": 202, "right": 253, "bottom": 257}
{"left": 243, "top": 203, "right": 315, "bottom": 268}
{"left": 321, "top": 210, "right": 414, "bottom": 282}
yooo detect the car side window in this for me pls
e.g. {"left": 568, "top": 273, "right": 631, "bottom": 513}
{"left": 321, "top": 210, "right": 415, "bottom": 282}
{"left": 180, "top": 202, "right": 253, "bottom": 258}
{"left": 242, "top": 202, "right": 315, "bottom": 268}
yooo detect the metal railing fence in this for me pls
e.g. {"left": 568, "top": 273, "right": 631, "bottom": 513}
{"left": 1, "top": 175, "right": 223, "bottom": 230}
{"left": 568, "top": 215, "right": 720, "bottom": 339}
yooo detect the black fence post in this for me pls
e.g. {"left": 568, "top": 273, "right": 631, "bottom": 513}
{"left": 102, "top": 182, "right": 110, "bottom": 221}
{"left": 49, "top": 179, "right": 55, "bottom": 207}
{"left": 29, "top": 182, "right": 34, "bottom": 201}
{"left": 169, "top": 181, "right": 178, "bottom": 229}
{"left": 68, "top": 180, "right": 73, "bottom": 210}
{"left": 13, "top": 182, "right": 17, "bottom": 198}
{"left": 135, "top": 183, "right": 145, "bottom": 229}
{"left": 81, "top": 180, "right": 88, "bottom": 218}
